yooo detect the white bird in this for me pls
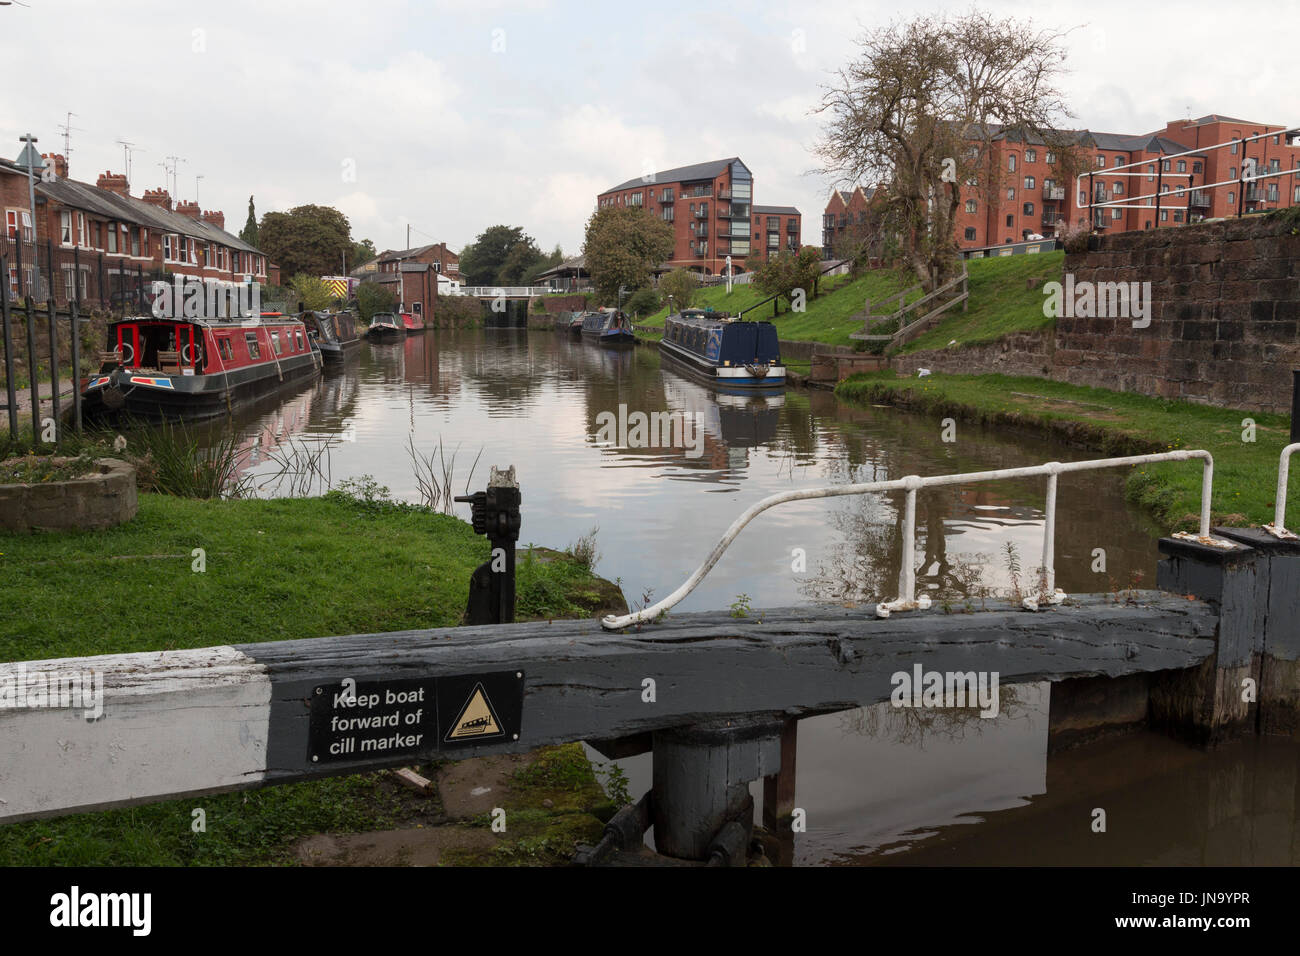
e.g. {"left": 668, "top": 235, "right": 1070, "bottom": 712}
{"left": 917, "top": 368, "right": 931, "bottom": 377}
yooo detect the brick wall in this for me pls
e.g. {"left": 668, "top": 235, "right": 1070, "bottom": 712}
{"left": 897, "top": 213, "right": 1300, "bottom": 414}
{"left": 1057, "top": 214, "right": 1300, "bottom": 412}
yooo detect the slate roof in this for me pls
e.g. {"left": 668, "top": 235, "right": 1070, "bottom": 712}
{"left": 602, "top": 157, "right": 747, "bottom": 194}
{"left": 32, "top": 173, "right": 263, "bottom": 254}
{"left": 752, "top": 204, "right": 801, "bottom": 215}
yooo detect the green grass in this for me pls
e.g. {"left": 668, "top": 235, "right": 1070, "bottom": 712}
{"left": 836, "top": 370, "right": 1294, "bottom": 531}
{"left": 635, "top": 270, "right": 920, "bottom": 348}
{"left": 634, "top": 253, "right": 1063, "bottom": 353}
{"left": 0, "top": 492, "right": 617, "bottom": 864}
{"left": 901, "top": 250, "right": 1065, "bottom": 353}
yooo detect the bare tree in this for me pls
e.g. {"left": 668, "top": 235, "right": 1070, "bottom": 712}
{"left": 816, "top": 12, "right": 1074, "bottom": 291}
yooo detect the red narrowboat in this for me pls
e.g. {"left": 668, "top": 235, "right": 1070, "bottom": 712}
{"left": 400, "top": 310, "right": 425, "bottom": 333}
{"left": 81, "top": 312, "right": 322, "bottom": 423}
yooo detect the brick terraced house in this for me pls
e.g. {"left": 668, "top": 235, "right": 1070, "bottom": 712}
{"left": 1, "top": 151, "right": 269, "bottom": 306}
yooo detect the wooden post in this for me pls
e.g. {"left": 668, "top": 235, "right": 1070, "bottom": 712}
{"left": 652, "top": 716, "right": 782, "bottom": 862}
{"left": 1151, "top": 537, "right": 1261, "bottom": 745}
{"left": 762, "top": 718, "right": 798, "bottom": 864}
{"left": 1214, "top": 528, "right": 1300, "bottom": 736}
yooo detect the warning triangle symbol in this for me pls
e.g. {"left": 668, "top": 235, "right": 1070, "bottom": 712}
{"left": 445, "top": 682, "right": 504, "bottom": 741}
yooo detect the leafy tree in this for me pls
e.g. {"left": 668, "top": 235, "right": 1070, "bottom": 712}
{"left": 658, "top": 268, "right": 700, "bottom": 312}
{"left": 582, "top": 206, "right": 675, "bottom": 304}
{"left": 350, "top": 238, "right": 377, "bottom": 269}
{"left": 753, "top": 246, "right": 823, "bottom": 311}
{"left": 458, "top": 225, "right": 537, "bottom": 287}
{"left": 355, "top": 282, "right": 396, "bottom": 322}
{"left": 239, "top": 196, "right": 258, "bottom": 246}
{"left": 290, "top": 273, "right": 336, "bottom": 311}
{"left": 522, "top": 244, "right": 564, "bottom": 286}
{"left": 815, "top": 11, "right": 1071, "bottom": 290}
{"left": 623, "top": 287, "right": 660, "bottom": 318}
{"left": 258, "top": 205, "right": 353, "bottom": 279}
{"left": 497, "top": 239, "right": 543, "bottom": 286}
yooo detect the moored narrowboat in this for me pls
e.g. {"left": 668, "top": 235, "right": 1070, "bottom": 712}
{"left": 568, "top": 312, "right": 587, "bottom": 335}
{"left": 365, "top": 312, "right": 404, "bottom": 340}
{"left": 81, "top": 312, "right": 321, "bottom": 423}
{"left": 581, "top": 308, "right": 635, "bottom": 345}
{"left": 400, "top": 310, "right": 425, "bottom": 334}
{"left": 659, "top": 309, "right": 785, "bottom": 391}
{"left": 302, "top": 310, "right": 361, "bottom": 364}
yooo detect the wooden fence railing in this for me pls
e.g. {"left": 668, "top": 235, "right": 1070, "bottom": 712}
{"left": 849, "top": 262, "right": 969, "bottom": 351}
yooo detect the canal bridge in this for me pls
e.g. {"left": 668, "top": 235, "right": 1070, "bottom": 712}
{"left": 1, "top": 446, "right": 1297, "bottom": 865}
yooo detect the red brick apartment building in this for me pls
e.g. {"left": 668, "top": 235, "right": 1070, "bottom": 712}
{"left": 1, "top": 151, "right": 268, "bottom": 304}
{"left": 596, "top": 158, "right": 801, "bottom": 275}
{"left": 826, "top": 114, "right": 1300, "bottom": 252}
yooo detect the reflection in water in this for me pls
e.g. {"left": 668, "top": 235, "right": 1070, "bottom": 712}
{"left": 197, "top": 329, "right": 1290, "bottom": 865}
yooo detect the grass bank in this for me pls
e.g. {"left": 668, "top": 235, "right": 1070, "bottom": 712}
{"left": 634, "top": 252, "right": 1064, "bottom": 352}
{"left": 835, "top": 370, "right": 1294, "bottom": 530}
{"left": 0, "top": 490, "right": 622, "bottom": 864}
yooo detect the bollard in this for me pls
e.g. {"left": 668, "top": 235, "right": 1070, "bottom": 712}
{"left": 652, "top": 716, "right": 782, "bottom": 862}
{"left": 454, "top": 465, "right": 521, "bottom": 625}
{"left": 1151, "top": 536, "right": 1260, "bottom": 745}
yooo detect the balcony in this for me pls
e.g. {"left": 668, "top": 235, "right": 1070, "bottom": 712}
{"left": 717, "top": 188, "right": 731, "bottom": 200}
{"left": 1245, "top": 185, "right": 1267, "bottom": 203}
{"left": 717, "top": 206, "right": 731, "bottom": 219}
{"left": 660, "top": 192, "right": 674, "bottom": 203}
{"left": 786, "top": 223, "right": 799, "bottom": 234}
{"left": 1043, "top": 184, "right": 1065, "bottom": 200}
{"left": 694, "top": 208, "right": 708, "bottom": 219}
{"left": 694, "top": 246, "right": 708, "bottom": 257}
{"left": 1093, "top": 186, "right": 1110, "bottom": 202}
{"left": 694, "top": 225, "right": 709, "bottom": 239}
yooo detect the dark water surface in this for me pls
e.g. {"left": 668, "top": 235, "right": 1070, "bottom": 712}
{"left": 214, "top": 330, "right": 1297, "bottom": 865}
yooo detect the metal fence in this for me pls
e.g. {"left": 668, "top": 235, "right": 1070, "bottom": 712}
{"left": 602, "top": 449, "right": 1226, "bottom": 630}
{"left": 1, "top": 235, "right": 165, "bottom": 313}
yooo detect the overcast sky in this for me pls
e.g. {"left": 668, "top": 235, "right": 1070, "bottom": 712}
{"left": 3, "top": 0, "right": 1297, "bottom": 256}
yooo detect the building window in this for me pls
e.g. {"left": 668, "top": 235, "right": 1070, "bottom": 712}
{"left": 1024, "top": 175, "right": 1035, "bottom": 189}
{"left": 107, "top": 223, "right": 118, "bottom": 254}
{"left": 1268, "top": 183, "right": 1279, "bottom": 202}
{"left": 1294, "top": 185, "right": 1300, "bottom": 203}
{"left": 1173, "top": 210, "right": 1183, "bottom": 222}
{"left": 60, "top": 211, "right": 72, "bottom": 244}
{"left": 1229, "top": 166, "right": 1237, "bottom": 179}
{"left": 1112, "top": 208, "right": 1121, "bottom": 220}
{"left": 1161, "top": 160, "right": 1170, "bottom": 172}
{"left": 1114, "top": 182, "right": 1124, "bottom": 195}
{"left": 77, "top": 212, "right": 86, "bottom": 247}
{"left": 1228, "top": 191, "right": 1235, "bottom": 205}
{"left": 1025, "top": 149, "right": 1037, "bottom": 163}
{"left": 1114, "top": 156, "right": 1124, "bottom": 167}
{"left": 1096, "top": 155, "right": 1105, "bottom": 167}
{"left": 1008, "top": 154, "right": 1017, "bottom": 171}
{"left": 1230, "top": 138, "right": 1239, "bottom": 154}
{"left": 1147, "top": 164, "right": 1155, "bottom": 182}
{"left": 1078, "top": 190, "right": 1086, "bottom": 206}
{"left": 1045, "top": 151, "right": 1056, "bottom": 164}
{"left": 1176, "top": 160, "right": 1187, "bottom": 172}
{"left": 1160, "top": 210, "right": 1168, "bottom": 221}
{"left": 1006, "top": 187, "right": 1015, "bottom": 200}
{"left": 1023, "top": 202, "right": 1034, "bottom": 215}
{"left": 1005, "top": 214, "right": 1013, "bottom": 227}
{"left": 964, "top": 227, "right": 977, "bottom": 241}
{"left": 965, "top": 199, "right": 977, "bottom": 213}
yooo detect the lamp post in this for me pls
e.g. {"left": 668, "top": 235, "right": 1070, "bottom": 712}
{"left": 16, "top": 133, "right": 42, "bottom": 299}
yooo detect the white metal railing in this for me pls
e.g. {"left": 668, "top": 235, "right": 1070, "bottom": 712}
{"left": 1267, "top": 443, "right": 1300, "bottom": 539}
{"left": 455, "top": 286, "right": 554, "bottom": 298}
{"left": 1077, "top": 127, "right": 1299, "bottom": 219}
{"left": 601, "top": 449, "right": 1230, "bottom": 630}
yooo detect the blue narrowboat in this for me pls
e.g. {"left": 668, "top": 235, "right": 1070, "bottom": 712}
{"left": 659, "top": 309, "right": 785, "bottom": 390}
{"left": 581, "top": 308, "right": 635, "bottom": 344}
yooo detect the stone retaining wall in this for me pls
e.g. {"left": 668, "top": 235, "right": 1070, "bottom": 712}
{"left": 0, "top": 457, "right": 137, "bottom": 533}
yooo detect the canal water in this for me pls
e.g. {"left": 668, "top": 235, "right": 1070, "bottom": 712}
{"left": 213, "top": 330, "right": 1298, "bottom": 865}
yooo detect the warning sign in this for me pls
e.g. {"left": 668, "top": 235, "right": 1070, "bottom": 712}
{"left": 305, "top": 670, "right": 525, "bottom": 763}
{"left": 436, "top": 670, "right": 524, "bottom": 750}
{"left": 445, "top": 683, "right": 504, "bottom": 741}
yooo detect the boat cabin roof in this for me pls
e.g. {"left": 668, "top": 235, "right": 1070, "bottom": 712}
{"left": 112, "top": 313, "right": 304, "bottom": 329}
